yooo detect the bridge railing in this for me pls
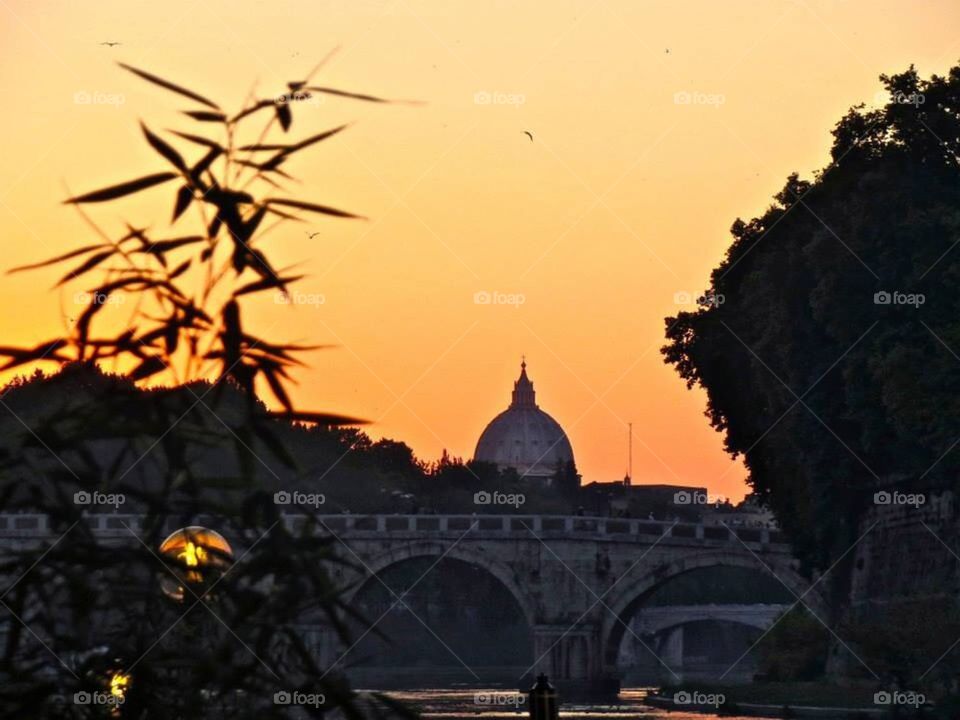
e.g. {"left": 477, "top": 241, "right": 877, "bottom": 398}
{"left": 0, "top": 513, "right": 784, "bottom": 547}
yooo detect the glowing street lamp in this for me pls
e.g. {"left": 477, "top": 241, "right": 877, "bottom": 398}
{"left": 109, "top": 670, "right": 131, "bottom": 702}
{"left": 158, "top": 526, "right": 234, "bottom": 601}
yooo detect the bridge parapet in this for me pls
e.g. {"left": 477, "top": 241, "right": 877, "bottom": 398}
{"left": 0, "top": 513, "right": 785, "bottom": 549}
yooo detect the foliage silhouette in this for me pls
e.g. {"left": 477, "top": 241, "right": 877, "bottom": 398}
{"left": 0, "top": 60, "right": 418, "bottom": 719}
{"left": 662, "top": 63, "right": 960, "bottom": 693}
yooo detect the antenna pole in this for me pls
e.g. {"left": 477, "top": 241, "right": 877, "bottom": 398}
{"left": 627, "top": 422, "right": 633, "bottom": 485}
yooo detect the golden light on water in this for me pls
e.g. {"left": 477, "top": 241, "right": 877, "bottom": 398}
{"left": 158, "top": 526, "right": 234, "bottom": 601}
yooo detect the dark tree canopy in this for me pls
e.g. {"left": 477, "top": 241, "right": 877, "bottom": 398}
{"left": 662, "top": 64, "right": 960, "bottom": 574}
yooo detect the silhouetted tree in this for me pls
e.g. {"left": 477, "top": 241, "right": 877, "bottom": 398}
{"left": 663, "top": 64, "right": 960, "bottom": 575}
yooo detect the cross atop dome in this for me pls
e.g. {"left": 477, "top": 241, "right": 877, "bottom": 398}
{"left": 511, "top": 358, "right": 537, "bottom": 408}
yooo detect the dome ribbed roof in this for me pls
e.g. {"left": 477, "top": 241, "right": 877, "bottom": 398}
{"left": 474, "top": 361, "right": 574, "bottom": 478}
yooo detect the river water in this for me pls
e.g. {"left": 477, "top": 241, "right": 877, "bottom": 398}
{"left": 384, "top": 688, "right": 781, "bottom": 720}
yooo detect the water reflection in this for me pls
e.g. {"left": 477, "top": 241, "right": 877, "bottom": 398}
{"left": 381, "top": 688, "right": 781, "bottom": 720}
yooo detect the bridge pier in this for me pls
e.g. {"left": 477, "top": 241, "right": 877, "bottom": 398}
{"left": 530, "top": 624, "right": 616, "bottom": 697}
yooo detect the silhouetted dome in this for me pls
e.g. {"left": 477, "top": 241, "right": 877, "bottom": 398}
{"left": 474, "top": 361, "right": 574, "bottom": 479}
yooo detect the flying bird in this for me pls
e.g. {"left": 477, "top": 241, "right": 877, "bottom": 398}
{"left": 523, "top": 130, "right": 534, "bottom": 142}
{"left": 100, "top": 41, "right": 121, "bottom": 47}
{"left": 305, "top": 231, "right": 320, "bottom": 239}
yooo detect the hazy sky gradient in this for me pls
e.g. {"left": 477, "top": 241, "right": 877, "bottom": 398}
{"left": 1, "top": 0, "right": 958, "bottom": 500}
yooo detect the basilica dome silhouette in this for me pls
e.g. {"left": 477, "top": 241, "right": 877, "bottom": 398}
{"left": 474, "top": 361, "right": 574, "bottom": 479}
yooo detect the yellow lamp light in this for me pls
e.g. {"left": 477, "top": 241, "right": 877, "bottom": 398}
{"left": 158, "top": 526, "right": 234, "bottom": 601}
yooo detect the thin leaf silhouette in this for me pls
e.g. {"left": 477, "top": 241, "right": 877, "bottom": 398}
{"left": 119, "top": 62, "right": 221, "bottom": 109}
{"left": 63, "top": 172, "right": 178, "bottom": 203}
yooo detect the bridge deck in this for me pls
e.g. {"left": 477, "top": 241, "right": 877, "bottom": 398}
{"left": 0, "top": 513, "right": 786, "bottom": 549}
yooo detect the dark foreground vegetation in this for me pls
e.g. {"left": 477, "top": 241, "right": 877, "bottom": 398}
{"left": 664, "top": 63, "right": 960, "bottom": 710}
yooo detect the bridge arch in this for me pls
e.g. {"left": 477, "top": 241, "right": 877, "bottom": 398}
{"left": 600, "top": 550, "right": 817, "bottom": 669}
{"left": 341, "top": 540, "right": 539, "bottom": 629}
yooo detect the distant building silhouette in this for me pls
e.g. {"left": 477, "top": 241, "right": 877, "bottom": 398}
{"left": 474, "top": 360, "right": 574, "bottom": 481}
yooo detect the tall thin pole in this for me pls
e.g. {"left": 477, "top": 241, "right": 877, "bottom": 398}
{"left": 627, "top": 422, "right": 633, "bottom": 485}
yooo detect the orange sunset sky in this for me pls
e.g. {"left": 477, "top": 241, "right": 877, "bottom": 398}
{"left": 1, "top": 1, "right": 958, "bottom": 501}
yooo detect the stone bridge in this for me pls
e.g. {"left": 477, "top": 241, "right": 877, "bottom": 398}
{"left": 0, "top": 513, "right": 812, "bottom": 694}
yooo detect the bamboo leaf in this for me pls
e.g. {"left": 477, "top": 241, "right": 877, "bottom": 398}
{"left": 8, "top": 244, "right": 104, "bottom": 274}
{"left": 129, "top": 355, "right": 167, "bottom": 381}
{"left": 181, "top": 110, "right": 227, "bottom": 122}
{"left": 64, "top": 172, "right": 178, "bottom": 204}
{"left": 267, "top": 410, "right": 366, "bottom": 426}
{"left": 168, "top": 258, "right": 191, "bottom": 279}
{"left": 303, "top": 86, "right": 418, "bottom": 104}
{"left": 260, "top": 364, "right": 293, "bottom": 413}
{"left": 141, "top": 122, "right": 188, "bottom": 173}
{"left": 118, "top": 63, "right": 220, "bottom": 109}
{"left": 275, "top": 102, "right": 292, "bottom": 132}
{"left": 172, "top": 184, "right": 193, "bottom": 222}
{"left": 265, "top": 198, "right": 364, "bottom": 219}
{"left": 56, "top": 250, "right": 116, "bottom": 286}
{"left": 168, "top": 130, "right": 223, "bottom": 150}
{"left": 233, "top": 274, "right": 304, "bottom": 297}
{"left": 231, "top": 99, "right": 273, "bottom": 124}
{"left": 189, "top": 146, "right": 222, "bottom": 186}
